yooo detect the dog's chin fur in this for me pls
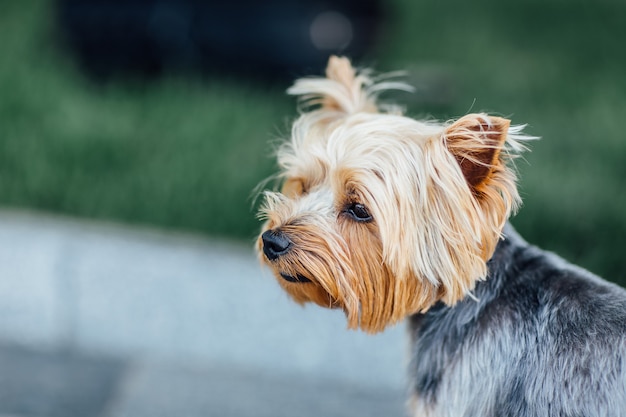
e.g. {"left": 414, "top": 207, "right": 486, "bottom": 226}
{"left": 257, "top": 56, "right": 530, "bottom": 333}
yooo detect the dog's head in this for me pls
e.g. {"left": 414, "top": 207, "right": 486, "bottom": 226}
{"left": 257, "top": 56, "right": 527, "bottom": 332}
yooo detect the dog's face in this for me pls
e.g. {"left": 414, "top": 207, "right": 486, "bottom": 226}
{"left": 257, "top": 56, "right": 525, "bottom": 332}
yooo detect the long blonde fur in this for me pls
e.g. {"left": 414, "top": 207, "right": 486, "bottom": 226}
{"left": 258, "top": 56, "right": 531, "bottom": 332}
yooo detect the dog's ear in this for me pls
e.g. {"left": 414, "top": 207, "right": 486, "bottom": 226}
{"left": 444, "top": 114, "right": 511, "bottom": 192}
{"left": 287, "top": 56, "right": 378, "bottom": 114}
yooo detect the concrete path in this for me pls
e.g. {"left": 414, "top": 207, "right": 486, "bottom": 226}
{"left": 0, "top": 210, "right": 408, "bottom": 417}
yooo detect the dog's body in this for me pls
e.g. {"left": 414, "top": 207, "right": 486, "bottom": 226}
{"left": 257, "top": 56, "right": 626, "bottom": 416}
{"left": 409, "top": 224, "right": 626, "bottom": 416}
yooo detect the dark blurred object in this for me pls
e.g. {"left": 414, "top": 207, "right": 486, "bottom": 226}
{"left": 56, "top": 0, "right": 383, "bottom": 81}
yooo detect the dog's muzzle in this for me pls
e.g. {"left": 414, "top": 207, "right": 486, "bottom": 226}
{"left": 261, "top": 229, "right": 312, "bottom": 283}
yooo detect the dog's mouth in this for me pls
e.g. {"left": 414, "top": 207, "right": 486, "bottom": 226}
{"left": 279, "top": 272, "right": 312, "bottom": 283}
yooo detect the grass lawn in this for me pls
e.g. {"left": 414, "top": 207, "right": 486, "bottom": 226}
{"left": 1, "top": 0, "right": 625, "bottom": 285}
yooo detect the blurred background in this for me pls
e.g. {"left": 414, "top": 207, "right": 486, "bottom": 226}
{"left": 0, "top": 0, "right": 624, "bottom": 416}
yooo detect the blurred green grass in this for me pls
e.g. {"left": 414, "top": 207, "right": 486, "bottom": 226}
{"left": 1, "top": 0, "right": 291, "bottom": 238}
{"left": 1, "top": 0, "right": 625, "bottom": 284}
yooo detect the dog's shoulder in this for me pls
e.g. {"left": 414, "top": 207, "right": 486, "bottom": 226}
{"left": 477, "top": 225, "right": 625, "bottom": 344}
{"left": 409, "top": 225, "right": 626, "bottom": 415}
{"left": 412, "top": 223, "right": 626, "bottom": 337}
{"left": 501, "top": 230, "right": 625, "bottom": 323}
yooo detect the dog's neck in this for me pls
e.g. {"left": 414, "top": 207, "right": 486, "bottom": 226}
{"left": 406, "top": 222, "right": 532, "bottom": 404}
{"left": 408, "top": 222, "right": 532, "bottom": 338}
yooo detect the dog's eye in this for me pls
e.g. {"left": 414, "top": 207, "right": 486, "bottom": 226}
{"left": 345, "top": 203, "right": 373, "bottom": 222}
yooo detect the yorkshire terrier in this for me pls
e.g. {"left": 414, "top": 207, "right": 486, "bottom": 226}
{"left": 257, "top": 56, "right": 626, "bottom": 416}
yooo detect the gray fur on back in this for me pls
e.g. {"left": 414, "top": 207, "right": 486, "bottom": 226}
{"left": 408, "top": 224, "right": 626, "bottom": 417}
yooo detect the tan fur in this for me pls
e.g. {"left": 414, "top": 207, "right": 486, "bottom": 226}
{"left": 258, "top": 56, "right": 528, "bottom": 333}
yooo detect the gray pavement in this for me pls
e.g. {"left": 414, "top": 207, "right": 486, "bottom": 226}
{"left": 0, "top": 210, "right": 408, "bottom": 417}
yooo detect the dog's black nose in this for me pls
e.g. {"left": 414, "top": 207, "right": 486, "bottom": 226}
{"left": 262, "top": 229, "right": 292, "bottom": 261}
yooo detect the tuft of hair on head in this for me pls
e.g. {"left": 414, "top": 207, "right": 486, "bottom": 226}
{"left": 287, "top": 55, "right": 412, "bottom": 116}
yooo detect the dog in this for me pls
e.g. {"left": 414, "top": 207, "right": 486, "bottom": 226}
{"left": 257, "top": 56, "right": 626, "bottom": 416}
